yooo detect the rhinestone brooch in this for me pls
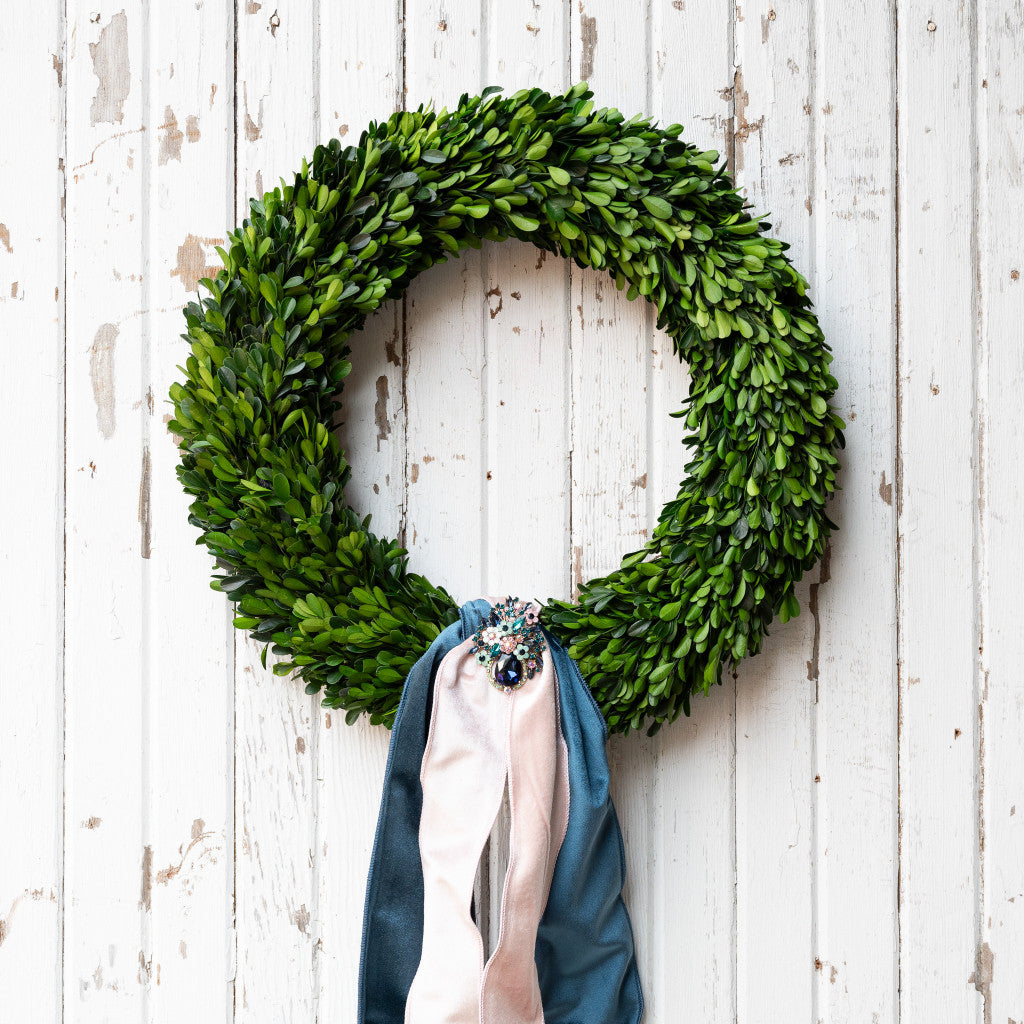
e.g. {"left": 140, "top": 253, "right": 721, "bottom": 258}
{"left": 469, "top": 596, "right": 547, "bottom": 693}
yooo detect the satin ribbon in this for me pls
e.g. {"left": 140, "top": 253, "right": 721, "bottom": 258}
{"left": 358, "top": 597, "right": 643, "bottom": 1024}
{"left": 406, "top": 624, "right": 569, "bottom": 1024}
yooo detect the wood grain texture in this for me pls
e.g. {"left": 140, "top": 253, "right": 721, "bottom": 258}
{"left": 316, "top": 1, "right": 402, "bottom": 1014}
{"left": 564, "top": 2, "right": 659, "bottom": 1007}
{"left": 403, "top": 0, "right": 488, "bottom": 601}
{"left": 64, "top": 5, "right": 151, "bottom": 1017}
{"left": 478, "top": 0, "right": 572, "bottom": 949}
{"left": 730, "top": 2, "right": 818, "bottom": 1020}
{"left": 641, "top": 3, "right": 737, "bottom": 1020}
{"left": 234, "top": 4, "right": 320, "bottom": 1020}
{"left": 812, "top": 2, "right": 899, "bottom": 1021}
{"left": 149, "top": 2, "right": 236, "bottom": 1019}
{"left": 4, "top": 1, "right": 1023, "bottom": 1021}
{"left": 977, "top": 2, "right": 1024, "bottom": 1021}
{"left": 897, "top": 2, "right": 982, "bottom": 1021}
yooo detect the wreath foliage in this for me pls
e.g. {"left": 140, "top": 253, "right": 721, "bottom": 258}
{"left": 169, "top": 81, "right": 843, "bottom": 736}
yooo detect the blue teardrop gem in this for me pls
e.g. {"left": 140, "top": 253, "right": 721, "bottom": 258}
{"left": 492, "top": 653, "right": 523, "bottom": 689}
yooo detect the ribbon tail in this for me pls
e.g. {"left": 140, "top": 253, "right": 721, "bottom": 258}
{"left": 535, "top": 631, "right": 645, "bottom": 1024}
{"left": 357, "top": 599, "right": 493, "bottom": 1024}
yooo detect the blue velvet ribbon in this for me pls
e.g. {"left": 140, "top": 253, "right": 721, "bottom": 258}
{"left": 357, "top": 597, "right": 643, "bottom": 1024}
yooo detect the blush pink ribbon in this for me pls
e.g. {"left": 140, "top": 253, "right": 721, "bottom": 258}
{"left": 404, "top": 602, "right": 570, "bottom": 1024}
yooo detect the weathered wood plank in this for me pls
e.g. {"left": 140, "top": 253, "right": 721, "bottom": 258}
{"left": 403, "top": 1, "right": 487, "bottom": 602}
{"left": 482, "top": 6, "right": 571, "bottom": 611}
{"left": 478, "top": 0, "right": 571, "bottom": 952}
{"left": 63, "top": 3, "right": 151, "bottom": 1017}
{"left": 315, "top": 0, "right": 403, "bottom": 1015}
{"left": 811, "top": 2, "right": 899, "bottom": 1020}
{"left": 235, "top": 3, "right": 320, "bottom": 1019}
{"left": 978, "top": 2, "right": 1024, "bottom": 1019}
{"left": 401, "top": 0, "right": 497, "bottom": 951}
{"left": 644, "top": 1, "right": 737, "bottom": 1020}
{"left": 567, "top": 4, "right": 651, "bottom": 601}
{"left": 731, "top": 4, "right": 817, "bottom": 1020}
{"left": 0, "top": 4, "right": 65, "bottom": 1020}
{"left": 565, "top": 1, "right": 659, "bottom": 1011}
{"left": 148, "top": 1, "right": 236, "bottom": 1018}
{"left": 897, "top": 2, "right": 981, "bottom": 1020}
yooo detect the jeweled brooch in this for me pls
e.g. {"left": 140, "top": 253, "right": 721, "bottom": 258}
{"left": 469, "top": 596, "right": 547, "bottom": 693}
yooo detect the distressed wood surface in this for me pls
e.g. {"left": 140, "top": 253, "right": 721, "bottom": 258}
{"left": 0, "top": 4, "right": 65, "bottom": 1022}
{"left": 234, "top": 4, "right": 320, "bottom": 1020}
{"left": 315, "top": 3, "right": 403, "bottom": 1017}
{"left": 149, "top": 2, "right": 236, "bottom": 1020}
{"left": 730, "top": 4, "right": 818, "bottom": 1020}
{"left": 812, "top": 1, "right": 899, "bottom": 1021}
{"left": 63, "top": 6, "right": 152, "bottom": 1017}
{"left": 978, "top": 7, "right": 1024, "bottom": 1024}
{"left": 1, "top": 1, "right": 1022, "bottom": 1022}
{"left": 897, "top": 3, "right": 982, "bottom": 1022}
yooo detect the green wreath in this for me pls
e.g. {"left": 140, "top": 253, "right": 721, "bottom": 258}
{"left": 169, "top": 81, "right": 842, "bottom": 736}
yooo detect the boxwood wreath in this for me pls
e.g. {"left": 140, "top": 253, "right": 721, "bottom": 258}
{"left": 169, "top": 81, "right": 843, "bottom": 736}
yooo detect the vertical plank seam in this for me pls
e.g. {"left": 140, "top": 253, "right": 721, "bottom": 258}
{"left": 398, "top": 0, "right": 409, "bottom": 550}
{"left": 805, "top": 1, "right": 822, "bottom": 1021}
{"left": 643, "top": 0, "right": 654, "bottom": 540}
{"left": 560, "top": 0, "right": 572, "bottom": 609}
{"left": 892, "top": 1, "right": 904, "bottom": 1021}
{"left": 231, "top": 2, "right": 240, "bottom": 1019}
{"left": 59, "top": 0, "right": 69, "bottom": 1019}
{"left": 888, "top": 2, "right": 901, "bottom": 1014}
{"left": 232, "top": 0, "right": 239, "bottom": 224}
{"left": 567, "top": 3, "right": 575, "bottom": 605}
{"left": 311, "top": 6, "right": 325, "bottom": 1017}
{"left": 141, "top": 7, "right": 155, "bottom": 1018}
{"left": 479, "top": 0, "right": 491, "bottom": 600}
{"left": 727, "top": 3, "right": 739, "bottom": 1020}
{"left": 642, "top": 1, "right": 659, "bottom": 999}
{"left": 969, "top": 1, "right": 988, "bottom": 1021}
{"left": 479, "top": 0, "right": 492, "bottom": 954}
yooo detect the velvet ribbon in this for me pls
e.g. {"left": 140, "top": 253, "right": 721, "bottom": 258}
{"left": 357, "top": 597, "right": 643, "bottom": 1024}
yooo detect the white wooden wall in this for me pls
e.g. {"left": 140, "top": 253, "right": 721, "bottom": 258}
{"left": 1, "top": 1, "right": 1022, "bottom": 1021}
